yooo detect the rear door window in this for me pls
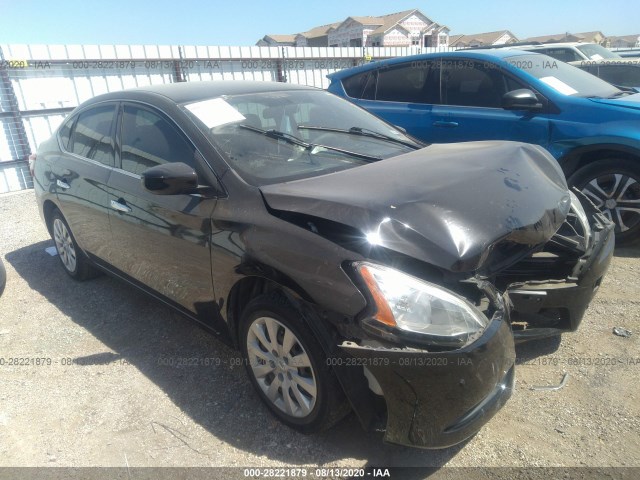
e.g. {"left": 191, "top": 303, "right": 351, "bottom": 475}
{"left": 68, "top": 105, "right": 116, "bottom": 166}
{"left": 342, "top": 71, "right": 377, "bottom": 100}
{"left": 536, "top": 48, "right": 583, "bottom": 62}
{"left": 58, "top": 115, "right": 76, "bottom": 150}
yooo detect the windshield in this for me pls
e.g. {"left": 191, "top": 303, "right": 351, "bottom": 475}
{"left": 507, "top": 54, "right": 621, "bottom": 98}
{"left": 184, "top": 90, "right": 421, "bottom": 186}
{"left": 576, "top": 44, "right": 620, "bottom": 60}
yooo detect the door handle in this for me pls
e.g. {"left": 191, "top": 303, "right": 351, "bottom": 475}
{"left": 432, "top": 121, "right": 459, "bottom": 128}
{"left": 110, "top": 199, "right": 132, "bottom": 213}
{"left": 56, "top": 179, "right": 70, "bottom": 190}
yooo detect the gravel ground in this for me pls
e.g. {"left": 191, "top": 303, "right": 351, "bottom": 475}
{"left": 0, "top": 190, "right": 638, "bottom": 476}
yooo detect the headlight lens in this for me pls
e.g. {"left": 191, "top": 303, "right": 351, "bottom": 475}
{"left": 357, "top": 262, "right": 489, "bottom": 348}
{"left": 569, "top": 190, "right": 592, "bottom": 249}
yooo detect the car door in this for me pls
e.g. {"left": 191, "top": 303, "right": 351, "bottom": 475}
{"left": 53, "top": 103, "right": 116, "bottom": 261}
{"left": 431, "top": 58, "right": 550, "bottom": 147}
{"left": 106, "top": 102, "right": 219, "bottom": 319}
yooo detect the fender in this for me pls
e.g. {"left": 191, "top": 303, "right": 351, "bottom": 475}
{"left": 556, "top": 142, "right": 640, "bottom": 177}
{"left": 224, "top": 267, "right": 382, "bottom": 431}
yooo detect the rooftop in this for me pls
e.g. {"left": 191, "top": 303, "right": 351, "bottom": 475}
{"left": 86, "top": 80, "right": 316, "bottom": 105}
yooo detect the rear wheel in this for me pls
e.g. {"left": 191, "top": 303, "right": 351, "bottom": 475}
{"left": 51, "top": 210, "right": 100, "bottom": 280}
{"left": 568, "top": 159, "right": 640, "bottom": 245}
{"left": 239, "top": 293, "right": 349, "bottom": 432}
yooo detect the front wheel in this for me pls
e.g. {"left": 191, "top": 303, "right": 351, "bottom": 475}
{"left": 0, "top": 258, "right": 6, "bottom": 297}
{"left": 568, "top": 159, "right": 640, "bottom": 245}
{"left": 239, "top": 293, "right": 349, "bottom": 432}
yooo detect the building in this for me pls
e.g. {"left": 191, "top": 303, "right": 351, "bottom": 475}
{"left": 256, "top": 35, "right": 297, "bottom": 47}
{"left": 523, "top": 31, "right": 607, "bottom": 45}
{"left": 330, "top": 9, "right": 449, "bottom": 47}
{"left": 256, "top": 9, "right": 450, "bottom": 48}
{"left": 295, "top": 23, "right": 341, "bottom": 47}
{"left": 607, "top": 35, "right": 640, "bottom": 48}
{"left": 449, "top": 30, "right": 518, "bottom": 48}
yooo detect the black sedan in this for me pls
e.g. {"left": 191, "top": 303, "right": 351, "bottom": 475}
{"left": 571, "top": 58, "right": 640, "bottom": 92}
{"left": 32, "top": 81, "right": 613, "bottom": 448}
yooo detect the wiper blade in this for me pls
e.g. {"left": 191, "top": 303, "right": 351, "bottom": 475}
{"left": 297, "top": 125, "right": 421, "bottom": 149}
{"left": 239, "top": 124, "right": 382, "bottom": 162}
{"left": 607, "top": 90, "right": 634, "bottom": 98}
{"left": 239, "top": 124, "right": 309, "bottom": 148}
{"left": 585, "top": 90, "right": 633, "bottom": 99}
{"left": 350, "top": 126, "right": 423, "bottom": 149}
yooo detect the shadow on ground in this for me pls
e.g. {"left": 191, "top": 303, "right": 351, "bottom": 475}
{"left": 613, "top": 243, "right": 640, "bottom": 258}
{"left": 5, "top": 240, "right": 556, "bottom": 469}
{"left": 515, "top": 336, "right": 562, "bottom": 365}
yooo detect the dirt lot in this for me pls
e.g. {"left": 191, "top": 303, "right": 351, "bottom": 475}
{"left": 0, "top": 190, "right": 639, "bottom": 476}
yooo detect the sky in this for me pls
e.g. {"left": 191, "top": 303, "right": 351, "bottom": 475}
{"left": 0, "top": 0, "right": 638, "bottom": 46}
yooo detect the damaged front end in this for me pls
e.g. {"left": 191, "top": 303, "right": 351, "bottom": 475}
{"left": 326, "top": 190, "right": 612, "bottom": 448}
{"left": 337, "top": 278, "right": 515, "bottom": 449}
{"left": 258, "top": 140, "right": 613, "bottom": 448}
{"left": 496, "top": 190, "right": 615, "bottom": 341}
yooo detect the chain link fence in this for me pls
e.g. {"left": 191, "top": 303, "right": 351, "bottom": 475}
{"left": 0, "top": 43, "right": 458, "bottom": 193}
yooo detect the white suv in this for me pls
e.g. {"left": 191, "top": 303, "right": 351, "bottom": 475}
{"left": 513, "top": 42, "right": 621, "bottom": 62}
{"left": 506, "top": 43, "right": 640, "bottom": 91}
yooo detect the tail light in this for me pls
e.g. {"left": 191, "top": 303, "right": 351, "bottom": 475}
{"left": 28, "top": 153, "right": 37, "bottom": 177}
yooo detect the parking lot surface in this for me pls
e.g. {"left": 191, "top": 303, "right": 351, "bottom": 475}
{"left": 0, "top": 190, "right": 638, "bottom": 472}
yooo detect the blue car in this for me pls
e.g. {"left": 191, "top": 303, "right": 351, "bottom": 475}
{"left": 327, "top": 50, "right": 640, "bottom": 244}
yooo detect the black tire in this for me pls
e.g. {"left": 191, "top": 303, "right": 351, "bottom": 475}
{"left": 50, "top": 209, "right": 100, "bottom": 280}
{"left": 0, "top": 258, "right": 6, "bottom": 297}
{"left": 568, "top": 159, "right": 640, "bottom": 246}
{"left": 239, "top": 293, "right": 350, "bottom": 433}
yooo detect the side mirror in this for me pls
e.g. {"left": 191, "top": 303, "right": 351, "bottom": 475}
{"left": 502, "top": 89, "right": 543, "bottom": 110}
{"left": 141, "top": 162, "right": 198, "bottom": 195}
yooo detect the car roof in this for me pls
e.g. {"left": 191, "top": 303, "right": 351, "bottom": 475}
{"left": 89, "top": 80, "right": 317, "bottom": 105}
{"left": 522, "top": 42, "right": 595, "bottom": 48}
{"left": 569, "top": 58, "right": 640, "bottom": 65}
{"left": 327, "top": 49, "right": 537, "bottom": 79}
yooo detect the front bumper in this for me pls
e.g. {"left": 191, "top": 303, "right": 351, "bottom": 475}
{"left": 340, "top": 313, "right": 515, "bottom": 449}
{"left": 502, "top": 196, "right": 615, "bottom": 341}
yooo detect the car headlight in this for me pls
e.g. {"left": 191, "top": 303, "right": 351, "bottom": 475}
{"left": 569, "top": 190, "right": 592, "bottom": 249}
{"left": 356, "top": 262, "right": 489, "bottom": 348}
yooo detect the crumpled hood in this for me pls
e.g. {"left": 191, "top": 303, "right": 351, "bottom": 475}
{"left": 260, "top": 141, "right": 571, "bottom": 273}
{"left": 588, "top": 92, "right": 640, "bottom": 110}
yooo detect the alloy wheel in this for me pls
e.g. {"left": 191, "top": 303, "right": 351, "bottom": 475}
{"left": 53, "top": 218, "right": 77, "bottom": 273}
{"left": 581, "top": 173, "right": 640, "bottom": 233}
{"left": 246, "top": 316, "right": 317, "bottom": 418}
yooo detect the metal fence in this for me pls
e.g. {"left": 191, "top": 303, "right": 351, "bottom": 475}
{"left": 0, "top": 43, "right": 458, "bottom": 193}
